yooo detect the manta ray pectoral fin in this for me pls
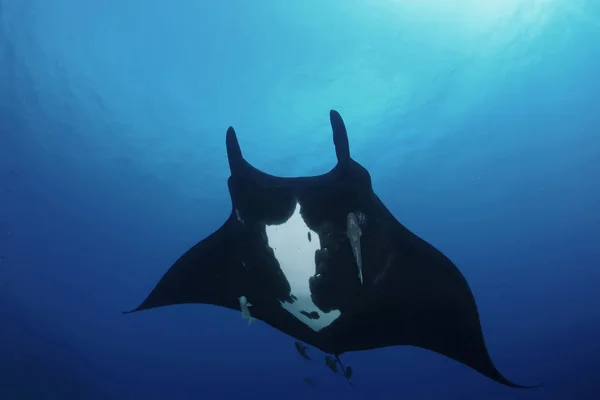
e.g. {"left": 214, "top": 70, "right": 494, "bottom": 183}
{"left": 330, "top": 109, "right": 350, "bottom": 164}
{"left": 122, "top": 220, "right": 240, "bottom": 315}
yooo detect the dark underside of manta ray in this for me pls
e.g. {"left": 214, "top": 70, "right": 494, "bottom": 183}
{"left": 126, "top": 110, "right": 537, "bottom": 389}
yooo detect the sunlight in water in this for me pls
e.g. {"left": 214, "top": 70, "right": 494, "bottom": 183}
{"left": 384, "top": 0, "right": 559, "bottom": 33}
{"left": 420, "top": 0, "right": 523, "bottom": 22}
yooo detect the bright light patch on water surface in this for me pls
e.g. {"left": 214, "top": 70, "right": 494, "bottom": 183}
{"left": 381, "top": 0, "right": 558, "bottom": 34}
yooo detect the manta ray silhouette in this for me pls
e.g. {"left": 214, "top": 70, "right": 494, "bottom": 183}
{"left": 126, "top": 110, "right": 536, "bottom": 388}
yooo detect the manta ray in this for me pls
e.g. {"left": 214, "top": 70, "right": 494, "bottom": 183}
{"left": 126, "top": 110, "right": 536, "bottom": 388}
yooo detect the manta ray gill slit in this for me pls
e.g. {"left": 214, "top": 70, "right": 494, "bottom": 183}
{"left": 264, "top": 201, "right": 342, "bottom": 331}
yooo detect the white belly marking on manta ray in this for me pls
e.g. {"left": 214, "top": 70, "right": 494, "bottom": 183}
{"left": 265, "top": 201, "right": 341, "bottom": 331}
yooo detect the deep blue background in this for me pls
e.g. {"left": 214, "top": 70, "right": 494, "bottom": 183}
{"left": 1, "top": 0, "right": 599, "bottom": 398}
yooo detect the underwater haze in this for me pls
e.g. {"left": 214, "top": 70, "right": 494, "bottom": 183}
{"left": 1, "top": 0, "right": 599, "bottom": 399}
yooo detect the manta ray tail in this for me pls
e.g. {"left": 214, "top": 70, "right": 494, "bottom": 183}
{"left": 335, "top": 354, "right": 353, "bottom": 388}
{"left": 330, "top": 110, "right": 350, "bottom": 164}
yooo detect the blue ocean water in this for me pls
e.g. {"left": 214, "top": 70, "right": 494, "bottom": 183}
{"left": 1, "top": 0, "right": 599, "bottom": 398}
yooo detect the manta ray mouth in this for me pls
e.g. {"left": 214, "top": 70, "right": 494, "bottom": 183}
{"left": 264, "top": 201, "right": 342, "bottom": 332}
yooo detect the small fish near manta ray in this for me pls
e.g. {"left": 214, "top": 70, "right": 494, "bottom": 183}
{"left": 125, "top": 110, "right": 539, "bottom": 389}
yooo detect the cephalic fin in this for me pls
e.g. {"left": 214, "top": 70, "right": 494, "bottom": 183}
{"left": 330, "top": 110, "right": 350, "bottom": 163}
